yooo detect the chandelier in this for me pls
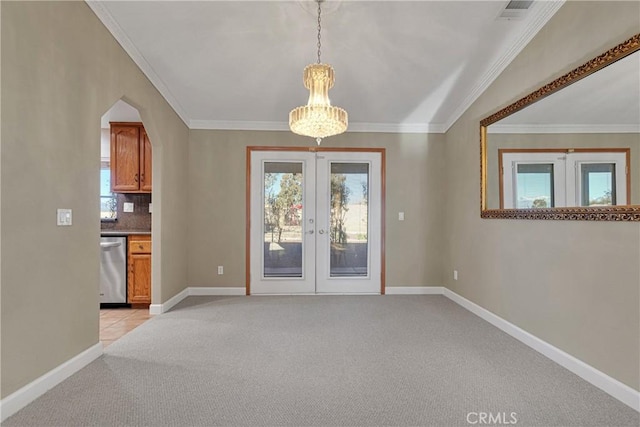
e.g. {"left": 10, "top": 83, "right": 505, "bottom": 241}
{"left": 289, "top": 0, "right": 348, "bottom": 145}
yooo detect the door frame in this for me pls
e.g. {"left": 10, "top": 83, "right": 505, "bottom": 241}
{"left": 246, "top": 146, "right": 386, "bottom": 296}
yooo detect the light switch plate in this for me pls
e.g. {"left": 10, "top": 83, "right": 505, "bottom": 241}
{"left": 123, "top": 202, "right": 134, "bottom": 213}
{"left": 57, "top": 209, "right": 72, "bottom": 226}
{"left": 398, "top": 212, "right": 405, "bottom": 221}
{"left": 148, "top": 203, "right": 153, "bottom": 213}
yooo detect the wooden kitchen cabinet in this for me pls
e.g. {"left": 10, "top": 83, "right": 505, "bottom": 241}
{"left": 110, "top": 122, "right": 152, "bottom": 193}
{"left": 128, "top": 234, "right": 151, "bottom": 306}
{"left": 140, "top": 128, "right": 152, "bottom": 192}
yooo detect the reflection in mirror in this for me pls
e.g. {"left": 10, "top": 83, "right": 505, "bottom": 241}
{"left": 495, "top": 148, "right": 631, "bottom": 208}
{"left": 481, "top": 34, "right": 640, "bottom": 220}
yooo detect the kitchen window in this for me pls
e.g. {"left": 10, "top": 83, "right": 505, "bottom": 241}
{"left": 100, "top": 161, "right": 117, "bottom": 220}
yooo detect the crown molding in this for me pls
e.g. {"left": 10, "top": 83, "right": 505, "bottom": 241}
{"left": 190, "top": 120, "right": 289, "bottom": 131}
{"left": 189, "top": 120, "right": 446, "bottom": 134}
{"left": 86, "top": 1, "right": 190, "bottom": 126}
{"left": 489, "top": 123, "right": 640, "bottom": 134}
{"left": 443, "top": 0, "right": 565, "bottom": 131}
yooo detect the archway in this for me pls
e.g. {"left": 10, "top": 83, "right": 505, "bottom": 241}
{"left": 98, "top": 99, "right": 156, "bottom": 346}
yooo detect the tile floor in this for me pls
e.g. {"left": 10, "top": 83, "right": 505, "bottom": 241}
{"left": 99, "top": 308, "right": 153, "bottom": 347}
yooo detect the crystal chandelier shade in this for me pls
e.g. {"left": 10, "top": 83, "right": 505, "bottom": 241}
{"left": 289, "top": 64, "right": 348, "bottom": 139}
{"left": 289, "top": 1, "right": 348, "bottom": 144}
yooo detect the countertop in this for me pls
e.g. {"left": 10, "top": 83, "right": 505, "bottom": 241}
{"left": 101, "top": 230, "right": 151, "bottom": 236}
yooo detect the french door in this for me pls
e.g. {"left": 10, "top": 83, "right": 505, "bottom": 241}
{"left": 249, "top": 149, "right": 382, "bottom": 294}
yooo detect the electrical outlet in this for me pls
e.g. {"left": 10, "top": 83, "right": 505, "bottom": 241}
{"left": 123, "top": 202, "right": 134, "bottom": 213}
{"left": 217, "top": 266, "right": 224, "bottom": 275}
{"left": 453, "top": 270, "right": 458, "bottom": 281}
{"left": 398, "top": 212, "right": 405, "bottom": 221}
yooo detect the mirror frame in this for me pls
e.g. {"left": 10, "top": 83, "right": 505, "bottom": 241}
{"left": 480, "top": 33, "right": 640, "bottom": 221}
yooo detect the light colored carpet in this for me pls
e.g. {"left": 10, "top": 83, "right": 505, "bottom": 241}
{"left": 4, "top": 295, "right": 639, "bottom": 426}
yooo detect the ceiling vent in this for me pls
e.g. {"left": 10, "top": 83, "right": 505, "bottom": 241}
{"left": 498, "top": 0, "right": 534, "bottom": 20}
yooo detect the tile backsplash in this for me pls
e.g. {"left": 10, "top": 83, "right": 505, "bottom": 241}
{"left": 101, "top": 193, "right": 151, "bottom": 231}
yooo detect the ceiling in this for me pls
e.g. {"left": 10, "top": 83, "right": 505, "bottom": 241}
{"left": 88, "top": 0, "right": 564, "bottom": 133}
{"left": 491, "top": 50, "right": 640, "bottom": 133}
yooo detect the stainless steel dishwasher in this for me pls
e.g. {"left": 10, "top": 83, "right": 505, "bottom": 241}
{"left": 100, "top": 236, "right": 127, "bottom": 304}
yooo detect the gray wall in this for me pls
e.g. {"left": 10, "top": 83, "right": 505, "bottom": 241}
{"left": 1, "top": 2, "right": 189, "bottom": 398}
{"left": 187, "top": 131, "right": 446, "bottom": 290}
{"left": 444, "top": 1, "right": 640, "bottom": 390}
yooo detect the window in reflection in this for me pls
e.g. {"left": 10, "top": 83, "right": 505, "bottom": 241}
{"left": 501, "top": 150, "right": 628, "bottom": 208}
{"left": 580, "top": 163, "right": 616, "bottom": 206}
{"left": 516, "top": 164, "right": 555, "bottom": 208}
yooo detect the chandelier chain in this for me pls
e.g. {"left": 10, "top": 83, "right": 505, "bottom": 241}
{"left": 317, "top": 0, "right": 322, "bottom": 64}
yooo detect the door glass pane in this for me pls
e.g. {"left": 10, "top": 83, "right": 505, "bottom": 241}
{"left": 263, "top": 162, "right": 303, "bottom": 278}
{"left": 581, "top": 163, "right": 616, "bottom": 206}
{"left": 516, "top": 163, "right": 554, "bottom": 208}
{"left": 330, "top": 163, "right": 368, "bottom": 277}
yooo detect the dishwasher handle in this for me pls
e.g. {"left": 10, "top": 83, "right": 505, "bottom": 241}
{"left": 100, "top": 241, "right": 122, "bottom": 249}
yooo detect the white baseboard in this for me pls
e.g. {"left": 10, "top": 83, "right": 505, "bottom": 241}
{"left": 149, "top": 287, "right": 189, "bottom": 315}
{"left": 150, "top": 287, "right": 246, "bottom": 314}
{"left": 385, "top": 286, "right": 444, "bottom": 295}
{"left": 188, "top": 287, "right": 246, "bottom": 296}
{"left": 253, "top": 292, "right": 381, "bottom": 296}
{"left": 0, "top": 343, "right": 103, "bottom": 422}
{"left": 148, "top": 304, "right": 162, "bottom": 315}
{"left": 443, "top": 288, "right": 640, "bottom": 412}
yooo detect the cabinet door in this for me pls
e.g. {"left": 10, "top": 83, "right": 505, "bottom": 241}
{"left": 140, "top": 129, "right": 152, "bottom": 192}
{"left": 111, "top": 125, "right": 141, "bottom": 192}
{"left": 128, "top": 253, "right": 151, "bottom": 304}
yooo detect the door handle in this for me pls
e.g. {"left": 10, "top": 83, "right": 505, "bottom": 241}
{"left": 307, "top": 230, "right": 314, "bottom": 235}
{"left": 318, "top": 229, "right": 325, "bottom": 234}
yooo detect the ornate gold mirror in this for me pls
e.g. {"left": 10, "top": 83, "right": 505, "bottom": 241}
{"left": 481, "top": 34, "right": 640, "bottom": 220}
